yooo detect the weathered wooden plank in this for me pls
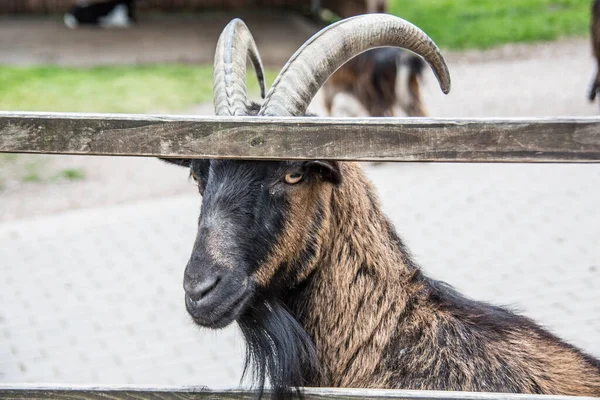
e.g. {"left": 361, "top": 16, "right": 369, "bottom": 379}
{"left": 1, "top": 385, "right": 598, "bottom": 400}
{"left": 1, "top": 112, "right": 600, "bottom": 162}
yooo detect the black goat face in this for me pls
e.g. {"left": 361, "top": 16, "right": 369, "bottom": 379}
{"left": 169, "top": 158, "right": 341, "bottom": 329}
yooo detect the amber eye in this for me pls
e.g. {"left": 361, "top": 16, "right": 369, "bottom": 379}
{"left": 284, "top": 172, "right": 303, "bottom": 184}
{"left": 191, "top": 174, "right": 199, "bottom": 184}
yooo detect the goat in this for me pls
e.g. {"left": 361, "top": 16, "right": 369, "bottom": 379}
{"left": 590, "top": 0, "right": 600, "bottom": 103}
{"left": 64, "top": 0, "right": 135, "bottom": 29}
{"left": 322, "top": 48, "right": 427, "bottom": 117}
{"left": 163, "top": 15, "right": 600, "bottom": 400}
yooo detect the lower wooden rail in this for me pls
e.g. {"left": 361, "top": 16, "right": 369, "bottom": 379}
{"left": 0, "top": 385, "right": 598, "bottom": 400}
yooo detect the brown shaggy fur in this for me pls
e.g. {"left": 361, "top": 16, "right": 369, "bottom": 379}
{"left": 272, "top": 163, "right": 600, "bottom": 395}
{"left": 174, "top": 108, "right": 599, "bottom": 398}
{"left": 590, "top": 0, "right": 600, "bottom": 102}
{"left": 323, "top": 49, "right": 426, "bottom": 117}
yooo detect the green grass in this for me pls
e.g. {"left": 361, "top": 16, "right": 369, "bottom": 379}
{"left": 21, "top": 161, "right": 43, "bottom": 183}
{"left": 0, "top": 65, "right": 275, "bottom": 114}
{"left": 388, "top": 0, "right": 590, "bottom": 49}
{"left": 52, "top": 168, "right": 86, "bottom": 181}
{"left": 0, "top": 156, "right": 86, "bottom": 185}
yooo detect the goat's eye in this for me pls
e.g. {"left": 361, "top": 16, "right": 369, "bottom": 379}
{"left": 284, "top": 172, "right": 303, "bottom": 185}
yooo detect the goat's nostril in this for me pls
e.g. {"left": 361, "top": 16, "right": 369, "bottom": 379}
{"left": 186, "top": 276, "right": 221, "bottom": 302}
{"left": 200, "top": 276, "right": 221, "bottom": 298}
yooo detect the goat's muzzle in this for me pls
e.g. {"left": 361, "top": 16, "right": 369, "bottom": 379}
{"left": 184, "top": 265, "right": 254, "bottom": 329}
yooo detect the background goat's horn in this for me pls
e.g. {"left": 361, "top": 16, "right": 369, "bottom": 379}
{"left": 259, "top": 14, "right": 451, "bottom": 116}
{"left": 213, "top": 19, "right": 266, "bottom": 116}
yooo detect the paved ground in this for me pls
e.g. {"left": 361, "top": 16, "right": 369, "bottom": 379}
{"left": 0, "top": 15, "right": 599, "bottom": 389}
{"left": 1, "top": 162, "right": 599, "bottom": 387}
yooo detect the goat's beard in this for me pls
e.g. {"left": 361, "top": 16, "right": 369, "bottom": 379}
{"left": 237, "top": 298, "right": 320, "bottom": 400}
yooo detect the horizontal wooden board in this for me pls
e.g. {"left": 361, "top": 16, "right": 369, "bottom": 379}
{"left": 1, "top": 385, "right": 599, "bottom": 400}
{"left": 1, "top": 112, "right": 600, "bottom": 162}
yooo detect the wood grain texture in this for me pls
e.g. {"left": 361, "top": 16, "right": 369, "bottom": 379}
{"left": 1, "top": 112, "right": 599, "bottom": 162}
{"left": 1, "top": 385, "right": 599, "bottom": 400}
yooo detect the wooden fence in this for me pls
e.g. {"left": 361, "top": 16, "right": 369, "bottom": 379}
{"left": 1, "top": 384, "right": 599, "bottom": 400}
{"left": 1, "top": 111, "right": 599, "bottom": 399}
{"left": 1, "top": 112, "right": 599, "bottom": 162}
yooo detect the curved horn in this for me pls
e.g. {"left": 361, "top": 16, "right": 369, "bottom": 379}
{"left": 259, "top": 14, "right": 450, "bottom": 116}
{"left": 213, "top": 19, "right": 266, "bottom": 116}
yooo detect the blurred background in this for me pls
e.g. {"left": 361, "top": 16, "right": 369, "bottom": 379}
{"left": 0, "top": 0, "right": 599, "bottom": 389}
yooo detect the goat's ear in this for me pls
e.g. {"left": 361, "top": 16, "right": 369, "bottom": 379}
{"left": 160, "top": 158, "right": 191, "bottom": 168}
{"left": 306, "top": 160, "right": 342, "bottom": 185}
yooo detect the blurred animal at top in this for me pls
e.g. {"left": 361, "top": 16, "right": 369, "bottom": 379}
{"left": 322, "top": 4, "right": 426, "bottom": 118}
{"left": 366, "top": 0, "right": 387, "bottom": 13}
{"left": 589, "top": 0, "right": 600, "bottom": 103}
{"left": 64, "top": 0, "right": 135, "bottom": 29}
{"left": 322, "top": 47, "right": 426, "bottom": 117}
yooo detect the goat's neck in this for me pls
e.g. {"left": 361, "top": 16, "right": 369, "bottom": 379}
{"left": 288, "top": 163, "right": 420, "bottom": 387}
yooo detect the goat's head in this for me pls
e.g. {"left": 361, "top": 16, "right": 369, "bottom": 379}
{"left": 179, "top": 156, "right": 341, "bottom": 329}
{"left": 167, "top": 14, "right": 449, "bottom": 324}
